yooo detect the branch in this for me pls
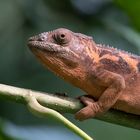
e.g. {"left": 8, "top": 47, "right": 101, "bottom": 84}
{"left": 0, "top": 83, "right": 139, "bottom": 132}
{"left": 0, "top": 84, "right": 93, "bottom": 140}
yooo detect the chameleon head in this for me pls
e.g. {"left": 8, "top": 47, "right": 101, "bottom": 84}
{"left": 28, "top": 28, "right": 94, "bottom": 84}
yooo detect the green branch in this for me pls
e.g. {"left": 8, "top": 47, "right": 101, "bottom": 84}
{"left": 0, "top": 84, "right": 140, "bottom": 139}
{"left": 0, "top": 84, "right": 92, "bottom": 140}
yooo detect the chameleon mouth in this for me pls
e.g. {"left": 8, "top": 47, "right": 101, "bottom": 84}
{"left": 27, "top": 40, "right": 61, "bottom": 53}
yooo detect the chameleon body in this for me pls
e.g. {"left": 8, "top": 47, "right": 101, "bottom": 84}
{"left": 28, "top": 28, "right": 140, "bottom": 120}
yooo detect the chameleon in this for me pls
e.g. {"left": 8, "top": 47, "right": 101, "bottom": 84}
{"left": 28, "top": 28, "right": 140, "bottom": 121}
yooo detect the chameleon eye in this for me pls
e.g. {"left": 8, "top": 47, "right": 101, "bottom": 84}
{"left": 60, "top": 34, "right": 65, "bottom": 38}
{"left": 53, "top": 32, "right": 71, "bottom": 46}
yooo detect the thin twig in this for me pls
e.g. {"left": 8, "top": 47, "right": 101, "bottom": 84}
{"left": 26, "top": 94, "right": 93, "bottom": 140}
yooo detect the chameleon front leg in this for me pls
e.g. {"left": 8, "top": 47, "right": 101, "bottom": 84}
{"left": 75, "top": 69, "right": 125, "bottom": 121}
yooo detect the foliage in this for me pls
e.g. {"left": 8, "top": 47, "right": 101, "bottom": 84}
{"left": 115, "top": 0, "right": 140, "bottom": 31}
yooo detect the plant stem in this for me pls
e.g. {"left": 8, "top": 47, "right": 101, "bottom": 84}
{"left": 0, "top": 83, "right": 140, "bottom": 130}
{"left": 27, "top": 95, "right": 93, "bottom": 140}
{"left": 0, "top": 84, "right": 93, "bottom": 139}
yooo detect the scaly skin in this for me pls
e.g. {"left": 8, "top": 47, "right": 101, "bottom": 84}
{"left": 28, "top": 28, "right": 140, "bottom": 121}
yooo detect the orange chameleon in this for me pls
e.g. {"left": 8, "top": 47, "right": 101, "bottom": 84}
{"left": 28, "top": 28, "right": 140, "bottom": 121}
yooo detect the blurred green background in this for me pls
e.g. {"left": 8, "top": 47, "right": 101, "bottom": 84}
{"left": 0, "top": 0, "right": 140, "bottom": 140}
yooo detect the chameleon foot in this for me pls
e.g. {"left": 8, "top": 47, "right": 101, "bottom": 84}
{"left": 75, "top": 96, "right": 98, "bottom": 121}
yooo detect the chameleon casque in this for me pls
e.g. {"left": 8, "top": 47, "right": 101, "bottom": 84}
{"left": 28, "top": 28, "right": 140, "bottom": 121}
